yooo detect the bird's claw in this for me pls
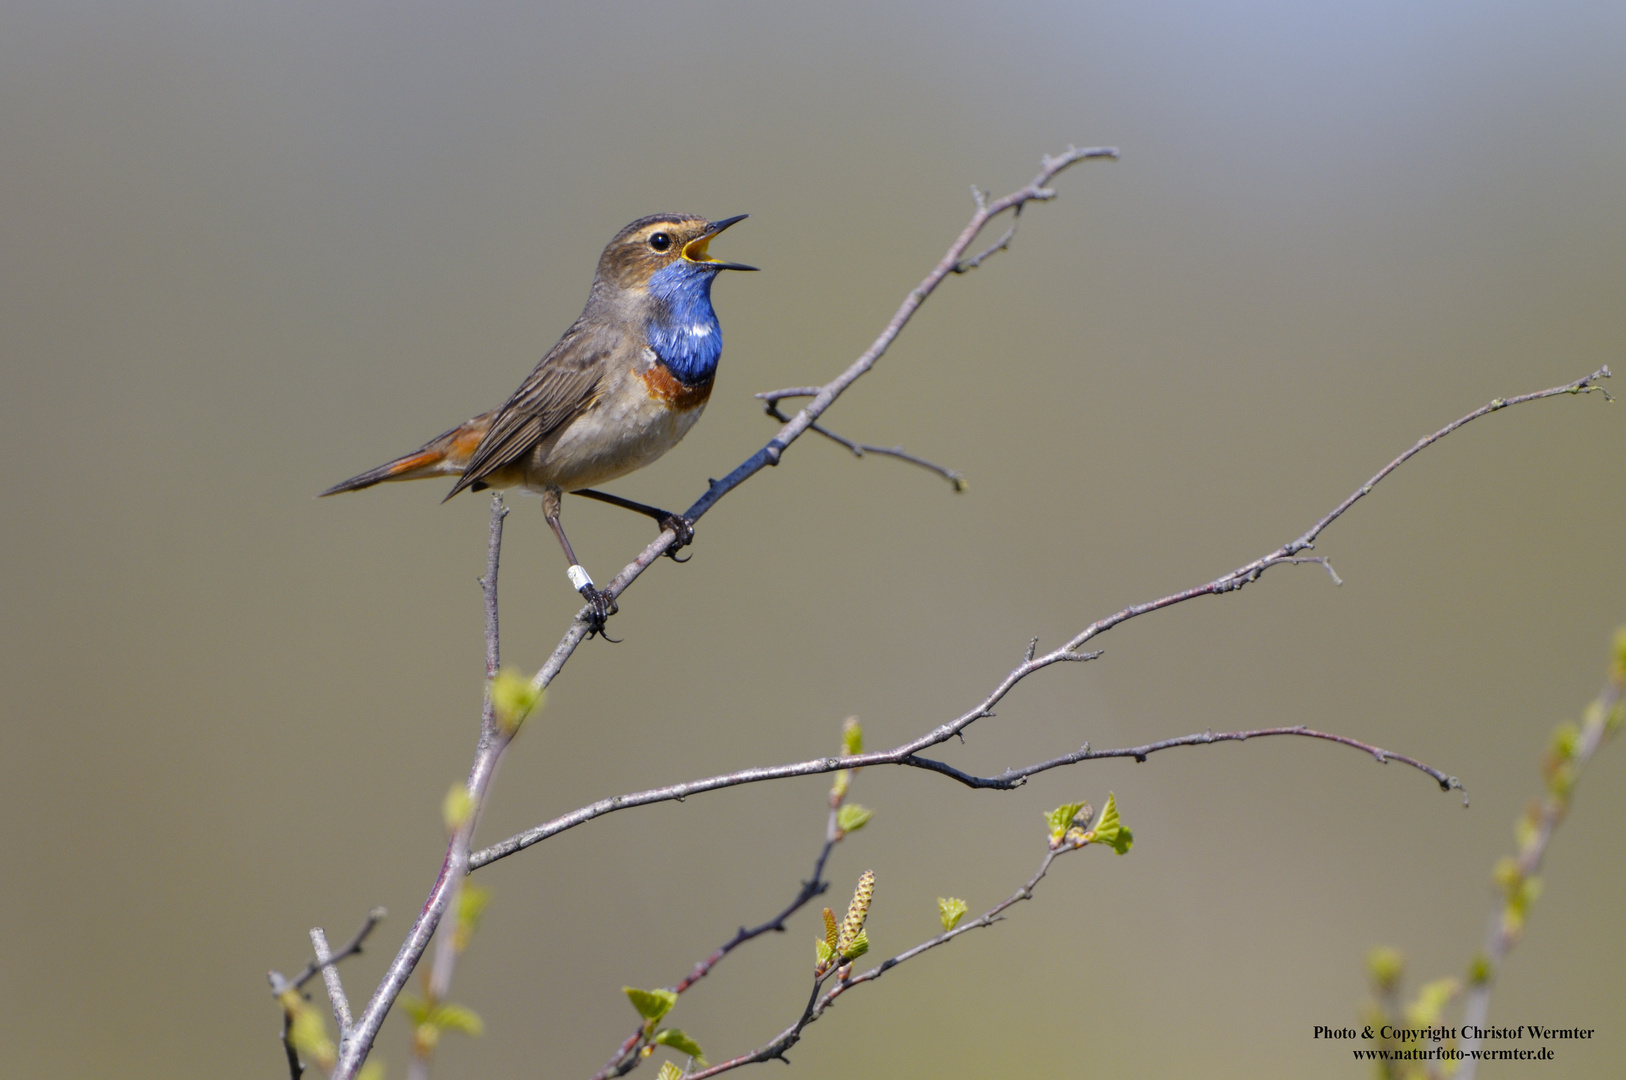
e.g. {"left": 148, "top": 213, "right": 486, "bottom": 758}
{"left": 579, "top": 585, "right": 621, "bottom": 642}
{"left": 660, "top": 514, "right": 696, "bottom": 562}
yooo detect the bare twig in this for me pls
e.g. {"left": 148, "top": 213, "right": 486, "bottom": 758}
{"left": 278, "top": 908, "right": 388, "bottom": 995}
{"left": 279, "top": 1010, "right": 305, "bottom": 1080}
{"left": 311, "top": 928, "right": 355, "bottom": 1037}
{"left": 471, "top": 722, "right": 1455, "bottom": 869}
{"left": 686, "top": 839, "right": 1087, "bottom": 1078}
{"left": 904, "top": 724, "right": 1463, "bottom": 797}
{"left": 756, "top": 389, "right": 966, "bottom": 491}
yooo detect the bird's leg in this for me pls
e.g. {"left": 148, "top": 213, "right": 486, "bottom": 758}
{"left": 542, "top": 487, "right": 618, "bottom": 639}
{"left": 571, "top": 488, "right": 695, "bottom": 561}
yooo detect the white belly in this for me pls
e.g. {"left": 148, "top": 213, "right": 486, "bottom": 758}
{"left": 524, "top": 372, "right": 706, "bottom": 492}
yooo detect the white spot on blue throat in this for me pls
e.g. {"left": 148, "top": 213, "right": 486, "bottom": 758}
{"left": 647, "top": 261, "right": 723, "bottom": 385}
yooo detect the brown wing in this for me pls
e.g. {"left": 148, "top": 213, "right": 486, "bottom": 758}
{"left": 443, "top": 314, "right": 621, "bottom": 500}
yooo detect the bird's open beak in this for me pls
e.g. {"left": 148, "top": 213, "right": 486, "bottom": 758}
{"left": 683, "top": 215, "right": 758, "bottom": 271}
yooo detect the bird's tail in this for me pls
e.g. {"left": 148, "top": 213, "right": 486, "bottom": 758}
{"left": 319, "top": 413, "right": 493, "bottom": 497}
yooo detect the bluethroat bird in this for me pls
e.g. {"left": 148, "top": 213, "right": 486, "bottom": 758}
{"left": 321, "top": 214, "right": 756, "bottom": 634}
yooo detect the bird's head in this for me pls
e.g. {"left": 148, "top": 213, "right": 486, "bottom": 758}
{"left": 595, "top": 214, "right": 756, "bottom": 291}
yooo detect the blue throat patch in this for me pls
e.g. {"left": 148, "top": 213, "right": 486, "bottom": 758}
{"left": 645, "top": 262, "right": 723, "bottom": 386}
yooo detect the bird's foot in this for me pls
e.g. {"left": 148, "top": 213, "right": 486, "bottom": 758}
{"left": 660, "top": 514, "right": 696, "bottom": 562}
{"left": 566, "top": 564, "right": 621, "bottom": 641}
{"left": 579, "top": 585, "right": 621, "bottom": 642}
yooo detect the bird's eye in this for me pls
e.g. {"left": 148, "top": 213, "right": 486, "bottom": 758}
{"left": 649, "top": 232, "right": 672, "bottom": 252}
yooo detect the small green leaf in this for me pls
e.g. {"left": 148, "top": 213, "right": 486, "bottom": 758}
{"left": 656, "top": 1063, "right": 685, "bottom": 1080}
{"left": 832, "top": 719, "right": 864, "bottom": 800}
{"left": 454, "top": 881, "right": 492, "bottom": 952}
{"left": 1044, "top": 802, "right": 1087, "bottom": 842}
{"left": 1492, "top": 855, "right": 1521, "bottom": 894}
{"left": 841, "top": 929, "right": 869, "bottom": 961}
{"left": 287, "top": 1002, "right": 334, "bottom": 1064}
{"left": 815, "top": 938, "right": 833, "bottom": 965}
{"left": 443, "top": 784, "right": 476, "bottom": 832}
{"left": 836, "top": 803, "right": 873, "bottom": 834}
{"left": 842, "top": 717, "right": 864, "bottom": 756}
{"left": 1365, "top": 946, "right": 1404, "bottom": 991}
{"left": 457, "top": 882, "right": 491, "bottom": 927}
{"left": 1086, "top": 792, "right": 1133, "bottom": 854}
{"left": 936, "top": 897, "right": 968, "bottom": 932}
{"left": 431, "top": 1002, "right": 485, "bottom": 1037}
{"left": 400, "top": 993, "right": 432, "bottom": 1025}
{"left": 1549, "top": 721, "right": 1581, "bottom": 761}
{"left": 489, "top": 668, "right": 543, "bottom": 734}
{"left": 1405, "top": 978, "right": 1461, "bottom": 1028}
{"left": 653, "top": 1027, "right": 707, "bottom": 1064}
{"left": 624, "top": 986, "right": 677, "bottom": 1022}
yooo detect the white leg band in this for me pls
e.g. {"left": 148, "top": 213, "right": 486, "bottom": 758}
{"left": 566, "top": 564, "right": 594, "bottom": 592}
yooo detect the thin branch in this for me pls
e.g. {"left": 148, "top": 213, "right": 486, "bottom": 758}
{"left": 902, "top": 724, "right": 1464, "bottom": 799}
{"left": 279, "top": 1010, "right": 304, "bottom": 1080}
{"left": 311, "top": 928, "right": 355, "bottom": 1038}
{"left": 333, "top": 496, "right": 513, "bottom": 1079}
{"left": 686, "top": 840, "right": 1085, "bottom": 1078}
{"left": 470, "top": 717, "right": 1458, "bottom": 869}
{"left": 470, "top": 366, "right": 1611, "bottom": 870}
{"left": 278, "top": 907, "right": 389, "bottom": 995}
{"left": 757, "top": 390, "right": 966, "bottom": 490}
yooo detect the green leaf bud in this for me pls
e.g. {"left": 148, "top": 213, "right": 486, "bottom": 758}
{"left": 653, "top": 1027, "right": 706, "bottom": 1064}
{"left": 836, "top": 803, "right": 873, "bottom": 834}
{"left": 624, "top": 987, "right": 677, "bottom": 1022}
{"left": 489, "top": 667, "right": 543, "bottom": 735}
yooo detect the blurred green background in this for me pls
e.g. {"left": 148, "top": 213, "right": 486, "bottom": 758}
{"left": 2, "top": 2, "right": 1623, "bottom": 1076}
